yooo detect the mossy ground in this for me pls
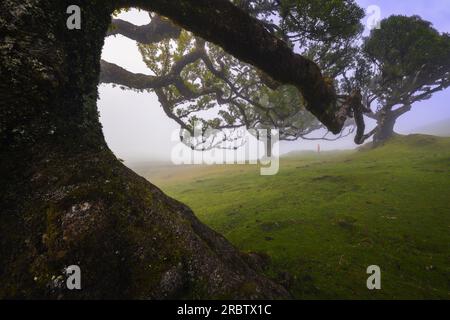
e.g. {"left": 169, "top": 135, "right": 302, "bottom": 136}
{"left": 137, "top": 134, "right": 450, "bottom": 299}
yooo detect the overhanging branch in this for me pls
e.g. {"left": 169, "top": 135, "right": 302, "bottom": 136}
{"left": 108, "top": 15, "right": 181, "bottom": 44}
{"left": 117, "top": 0, "right": 352, "bottom": 134}
{"left": 100, "top": 60, "right": 173, "bottom": 89}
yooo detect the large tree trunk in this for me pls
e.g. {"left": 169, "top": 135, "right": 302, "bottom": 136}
{"left": 373, "top": 110, "right": 397, "bottom": 145}
{"left": 0, "top": 0, "right": 289, "bottom": 299}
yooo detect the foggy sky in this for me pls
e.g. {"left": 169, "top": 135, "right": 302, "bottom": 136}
{"left": 98, "top": 1, "right": 450, "bottom": 163}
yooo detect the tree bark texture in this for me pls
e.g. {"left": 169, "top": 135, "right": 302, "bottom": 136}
{"left": 0, "top": 0, "right": 291, "bottom": 299}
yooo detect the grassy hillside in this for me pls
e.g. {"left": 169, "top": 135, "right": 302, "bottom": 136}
{"left": 136, "top": 135, "right": 450, "bottom": 299}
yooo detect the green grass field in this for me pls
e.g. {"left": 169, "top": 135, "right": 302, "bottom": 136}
{"left": 134, "top": 134, "right": 450, "bottom": 299}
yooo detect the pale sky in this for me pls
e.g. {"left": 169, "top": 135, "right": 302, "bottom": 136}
{"left": 98, "top": 1, "right": 450, "bottom": 162}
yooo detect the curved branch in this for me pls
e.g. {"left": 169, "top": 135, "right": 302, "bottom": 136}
{"left": 107, "top": 15, "right": 181, "bottom": 44}
{"left": 118, "top": 0, "right": 347, "bottom": 134}
{"left": 100, "top": 60, "right": 173, "bottom": 89}
{"left": 356, "top": 126, "right": 377, "bottom": 144}
{"left": 154, "top": 89, "right": 191, "bottom": 131}
{"left": 99, "top": 45, "right": 204, "bottom": 89}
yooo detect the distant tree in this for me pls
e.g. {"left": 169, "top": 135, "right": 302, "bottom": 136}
{"left": 353, "top": 15, "right": 450, "bottom": 144}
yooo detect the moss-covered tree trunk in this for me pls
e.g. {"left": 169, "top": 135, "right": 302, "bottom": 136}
{"left": 0, "top": 0, "right": 289, "bottom": 299}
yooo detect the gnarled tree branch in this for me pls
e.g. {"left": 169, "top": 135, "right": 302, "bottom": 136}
{"left": 116, "top": 0, "right": 354, "bottom": 135}
{"left": 108, "top": 15, "right": 181, "bottom": 44}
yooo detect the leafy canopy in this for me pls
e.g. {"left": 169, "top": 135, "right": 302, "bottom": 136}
{"left": 363, "top": 15, "right": 450, "bottom": 108}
